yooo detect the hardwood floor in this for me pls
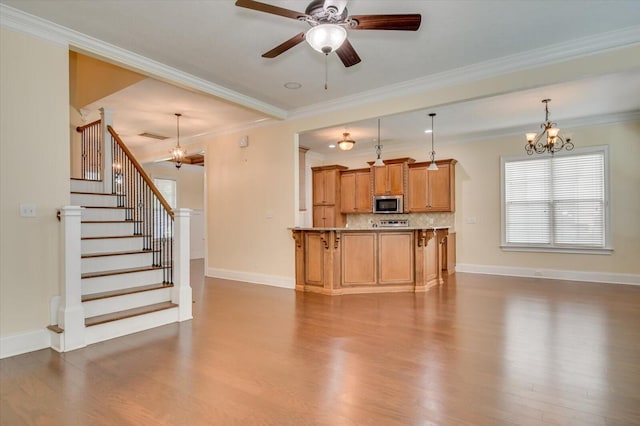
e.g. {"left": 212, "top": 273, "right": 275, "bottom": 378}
{"left": 2, "top": 261, "right": 639, "bottom": 425}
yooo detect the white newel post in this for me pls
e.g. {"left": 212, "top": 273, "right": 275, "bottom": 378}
{"left": 57, "top": 206, "right": 86, "bottom": 351}
{"left": 172, "top": 208, "right": 193, "bottom": 321}
{"left": 100, "top": 107, "right": 114, "bottom": 194}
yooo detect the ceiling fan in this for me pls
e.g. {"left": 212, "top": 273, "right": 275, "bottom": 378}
{"left": 235, "top": 0, "right": 422, "bottom": 67}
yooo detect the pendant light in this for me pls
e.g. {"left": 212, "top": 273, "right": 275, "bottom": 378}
{"left": 427, "top": 113, "right": 438, "bottom": 171}
{"left": 170, "top": 113, "right": 186, "bottom": 169}
{"left": 337, "top": 132, "right": 355, "bottom": 151}
{"left": 373, "top": 118, "right": 385, "bottom": 167}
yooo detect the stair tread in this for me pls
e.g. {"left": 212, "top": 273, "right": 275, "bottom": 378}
{"left": 83, "top": 283, "right": 173, "bottom": 302}
{"left": 71, "top": 178, "right": 103, "bottom": 182}
{"left": 47, "top": 324, "right": 64, "bottom": 334}
{"left": 81, "top": 220, "right": 141, "bottom": 223}
{"left": 85, "top": 301, "right": 178, "bottom": 327}
{"left": 82, "top": 265, "right": 165, "bottom": 279}
{"left": 82, "top": 249, "right": 159, "bottom": 259}
{"left": 82, "top": 235, "right": 147, "bottom": 240}
{"left": 71, "top": 191, "right": 119, "bottom": 196}
{"left": 82, "top": 206, "right": 132, "bottom": 210}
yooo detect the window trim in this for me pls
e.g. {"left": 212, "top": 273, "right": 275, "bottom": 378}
{"left": 152, "top": 177, "right": 178, "bottom": 209}
{"left": 500, "top": 145, "right": 612, "bottom": 254}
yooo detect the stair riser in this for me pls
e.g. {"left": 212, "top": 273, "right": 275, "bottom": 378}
{"left": 83, "top": 288, "right": 172, "bottom": 318}
{"left": 71, "top": 180, "right": 104, "bottom": 193}
{"left": 84, "top": 307, "right": 179, "bottom": 346}
{"left": 81, "top": 222, "right": 137, "bottom": 238}
{"left": 83, "top": 269, "right": 167, "bottom": 295}
{"left": 81, "top": 252, "right": 155, "bottom": 274}
{"left": 82, "top": 208, "right": 129, "bottom": 221}
{"left": 71, "top": 193, "right": 119, "bottom": 207}
{"left": 82, "top": 237, "right": 144, "bottom": 255}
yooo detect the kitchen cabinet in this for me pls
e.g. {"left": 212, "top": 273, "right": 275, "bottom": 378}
{"left": 340, "top": 168, "right": 372, "bottom": 213}
{"left": 407, "top": 159, "right": 457, "bottom": 212}
{"left": 312, "top": 165, "right": 347, "bottom": 227}
{"left": 370, "top": 158, "right": 414, "bottom": 196}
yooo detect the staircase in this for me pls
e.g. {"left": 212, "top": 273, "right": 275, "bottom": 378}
{"left": 72, "top": 179, "right": 178, "bottom": 344}
{"left": 50, "top": 108, "right": 192, "bottom": 352}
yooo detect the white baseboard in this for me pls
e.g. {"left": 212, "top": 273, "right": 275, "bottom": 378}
{"left": 455, "top": 263, "right": 640, "bottom": 285}
{"left": 0, "top": 329, "right": 51, "bottom": 359}
{"left": 206, "top": 268, "right": 295, "bottom": 289}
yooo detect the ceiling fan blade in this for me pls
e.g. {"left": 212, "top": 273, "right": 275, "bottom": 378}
{"left": 336, "top": 39, "right": 361, "bottom": 67}
{"left": 235, "top": 0, "right": 308, "bottom": 20}
{"left": 349, "top": 14, "right": 422, "bottom": 31}
{"left": 262, "top": 33, "right": 306, "bottom": 58}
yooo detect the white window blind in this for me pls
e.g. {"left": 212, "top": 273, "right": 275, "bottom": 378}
{"left": 502, "top": 147, "right": 608, "bottom": 250}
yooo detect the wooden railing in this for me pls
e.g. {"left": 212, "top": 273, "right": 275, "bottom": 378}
{"left": 76, "top": 119, "right": 102, "bottom": 181}
{"left": 108, "top": 126, "right": 174, "bottom": 284}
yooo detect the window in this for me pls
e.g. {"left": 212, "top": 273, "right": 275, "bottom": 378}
{"left": 153, "top": 178, "right": 177, "bottom": 209}
{"left": 501, "top": 146, "right": 611, "bottom": 253}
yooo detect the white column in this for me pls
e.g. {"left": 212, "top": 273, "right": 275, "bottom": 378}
{"left": 57, "top": 206, "right": 86, "bottom": 351}
{"left": 172, "top": 208, "right": 193, "bottom": 321}
{"left": 100, "top": 107, "right": 114, "bottom": 194}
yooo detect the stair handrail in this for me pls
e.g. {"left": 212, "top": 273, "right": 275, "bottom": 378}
{"left": 107, "top": 125, "right": 174, "bottom": 219}
{"left": 76, "top": 119, "right": 101, "bottom": 132}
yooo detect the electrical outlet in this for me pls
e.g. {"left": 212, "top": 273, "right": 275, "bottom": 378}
{"left": 19, "top": 204, "right": 36, "bottom": 217}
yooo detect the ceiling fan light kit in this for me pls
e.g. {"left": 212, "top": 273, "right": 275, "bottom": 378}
{"left": 306, "top": 24, "right": 347, "bottom": 54}
{"left": 235, "top": 0, "right": 421, "bottom": 68}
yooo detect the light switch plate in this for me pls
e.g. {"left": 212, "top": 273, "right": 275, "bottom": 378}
{"left": 20, "top": 204, "right": 37, "bottom": 217}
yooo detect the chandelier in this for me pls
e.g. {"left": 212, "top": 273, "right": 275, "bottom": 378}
{"left": 525, "top": 99, "right": 574, "bottom": 155}
{"left": 170, "top": 113, "right": 186, "bottom": 169}
{"left": 337, "top": 132, "right": 355, "bottom": 151}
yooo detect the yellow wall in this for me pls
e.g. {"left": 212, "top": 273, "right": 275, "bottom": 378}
{"left": 0, "top": 29, "right": 70, "bottom": 335}
{"left": 69, "top": 51, "right": 145, "bottom": 110}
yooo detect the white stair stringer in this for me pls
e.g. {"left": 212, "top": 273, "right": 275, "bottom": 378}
{"left": 81, "top": 251, "right": 156, "bottom": 274}
{"left": 84, "top": 306, "right": 179, "bottom": 346}
{"left": 82, "top": 286, "right": 173, "bottom": 318}
{"left": 82, "top": 268, "right": 166, "bottom": 295}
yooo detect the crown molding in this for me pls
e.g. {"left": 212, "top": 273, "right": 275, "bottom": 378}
{"left": 288, "top": 25, "right": 640, "bottom": 120}
{"left": 0, "top": 4, "right": 287, "bottom": 120}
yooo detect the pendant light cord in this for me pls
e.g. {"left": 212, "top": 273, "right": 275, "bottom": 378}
{"left": 324, "top": 53, "right": 329, "bottom": 90}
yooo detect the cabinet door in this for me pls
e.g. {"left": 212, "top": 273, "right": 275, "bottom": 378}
{"left": 355, "top": 171, "right": 372, "bottom": 212}
{"left": 388, "top": 163, "right": 404, "bottom": 195}
{"left": 373, "top": 166, "right": 388, "bottom": 195}
{"left": 312, "top": 170, "right": 325, "bottom": 205}
{"left": 323, "top": 170, "right": 336, "bottom": 205}
{"left": 428, "top": 163, "right": 451, "bottom": 211}
{"left": 340, "top": 173, "right": 356, "bottom": 213}
{"left": 407, "top": 166, "right": 428, "bottom": 212}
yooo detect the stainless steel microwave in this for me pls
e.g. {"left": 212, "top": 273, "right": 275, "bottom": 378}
{"left": 373, "top": 195, "right": 403, "bottom": 214}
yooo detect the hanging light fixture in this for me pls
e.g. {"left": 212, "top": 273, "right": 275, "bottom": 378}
{"left": 427, "top": 113, "right": 438, "bottom": 171}
{"left": 525, "top": 99, "right": 574, "bottom": 155}
{"left": 337, "top": 132, "right": 355, "bottom": 151}
{"left": 373, "top": 118, "right": 385, "bottom": 167}
{"left": 306, "top": 24, "right": 347, "bottom": 54}
{"left": 170, "top": 113, "right": 186, "bottom": 169}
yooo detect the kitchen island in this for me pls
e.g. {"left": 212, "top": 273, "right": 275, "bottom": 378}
{"left": 290, "top": 227, "right": 454, "bottom": 295}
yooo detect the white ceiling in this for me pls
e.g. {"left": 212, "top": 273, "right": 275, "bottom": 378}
{"left": 3, "top": 0, "right": 640, "bottom": 156}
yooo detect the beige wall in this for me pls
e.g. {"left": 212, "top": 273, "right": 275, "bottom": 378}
{"left": 143, "top": 162, "right": 205, "bottom": 210}
{"left": 1, "top": 29, "right": 70, "bottom": 335}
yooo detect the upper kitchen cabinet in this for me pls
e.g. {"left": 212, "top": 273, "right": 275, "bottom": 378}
{"left": 369, "top": 158, "right": 415, "bottom": 196}
{"left": 312, "top": 165, "right": 348, "bottom": 227}
{"left": 407, "top": 159, "right": 457, "bottom": 212}
{"left": 340, "top": 168, "right": 372, "bottom": 214}
{"left": 312, "top": 165, "right": 347, "bottom": 205}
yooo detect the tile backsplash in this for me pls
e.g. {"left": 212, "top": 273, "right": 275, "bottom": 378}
{"left": 347, "top": 212, "right": 455, "bottom": 230}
